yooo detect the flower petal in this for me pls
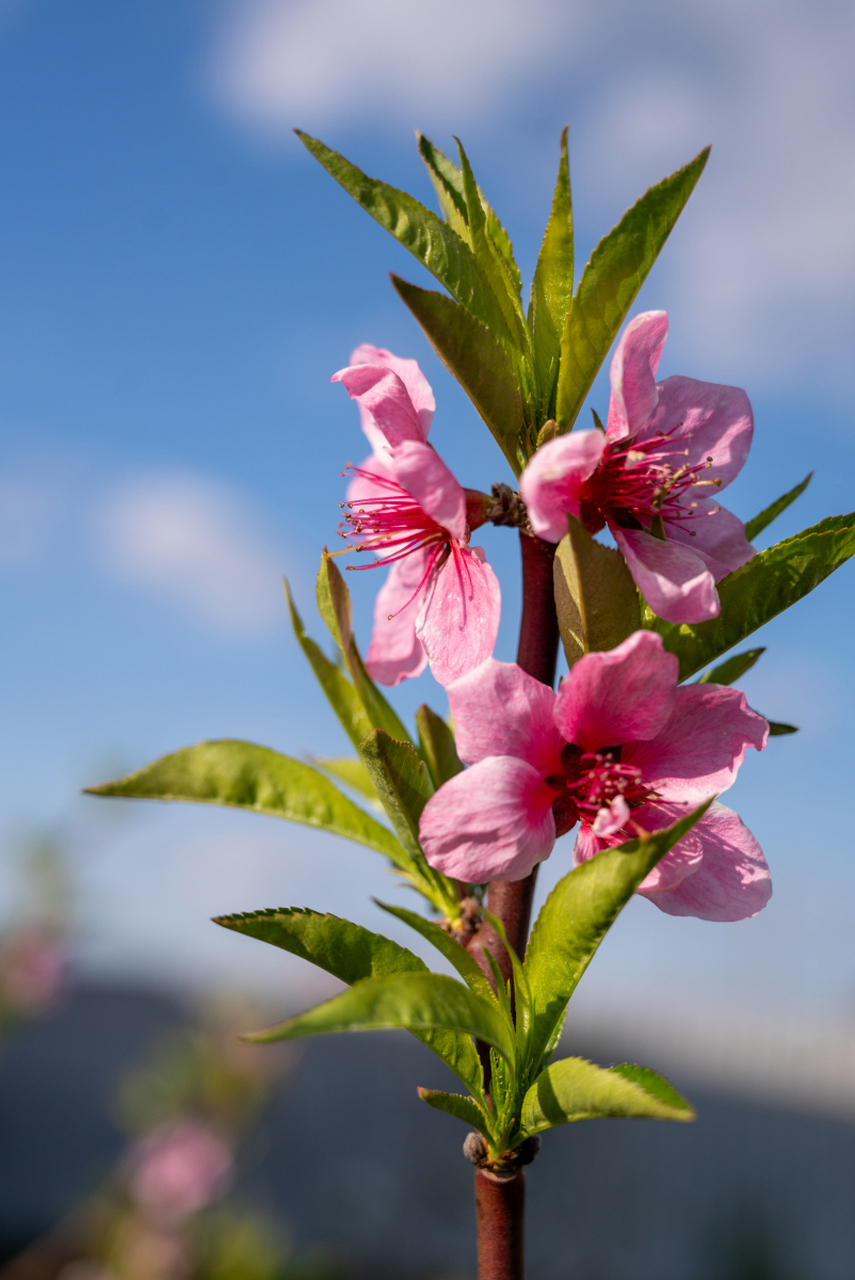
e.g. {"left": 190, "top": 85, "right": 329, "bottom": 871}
{"left": 447, "top": 658, "right": 564, "bottom": 773}
{"left": 332, "top": 363, "right": 426, "bottom": 462}
{"left": 345, "top": 453, "right": 395, "bottom": 507}
{"left": 519, "top": 431, "right": 606, "bottom": 544}
{"left": 554, "top": 630, "right": 677, "bottom": 751}
{"left": 416, "top": 545, "right": 501, "bottom": 688}
{"left": 613, "top": 526, "right": 720, "bottom": 624}
{"left": 623, "top": 683, "right": 769, "bottom": 803}
{"left": 606, "top": 311, "right": 669, "bottom": 440}
{"left": 666, "top": 500, "right": 755, "bottom": 581}
{"left": 389, "top": 440, "right": 466, "bottom": 541}
{"left": 349, "top": 344, "right": 435, "bottom": 439}
{"left": 419, "top": 756, "right": 557, "bottom": 882}
{"left": 364, "top": 551, "right": 429, "bottom": 686}
{"left": 637, "top": 801, "right": 771, "bottom": 921}
{"left": 641, "top": 375, "right": 753, "bottom": 494}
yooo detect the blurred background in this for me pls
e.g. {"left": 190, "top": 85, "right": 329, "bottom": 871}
{"left": 0, "top": 0, "right": 854, "bottom": 1275}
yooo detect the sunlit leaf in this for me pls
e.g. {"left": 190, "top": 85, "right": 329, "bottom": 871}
{"left": 285, "top": 580, "right": 373, "bottom": 750}
{"left": 415, "top": 703, "right": 464, "bottom": 788}
{"left": 697, "top": 647, "right": 765, "bottom": 685}
{"left": 555, "top": 148, "right": 710, "bottom": 432}
{"left": 520, "top": 1056, "right": 694, "bottom": 1136}
{"left": 530, "top": 126, "right": 574, "bottom": 416}
{"left": 646, "top": 513, "right": 855, "bottom": 680}
{"left": 417, "top": 1087, "right": 488, "bottom": 1132}
{"left": 312, "top": 755, "right": 379, "bottom": 804}
{"left": 375, "top": 900, "right": 496, "bottom": 1004}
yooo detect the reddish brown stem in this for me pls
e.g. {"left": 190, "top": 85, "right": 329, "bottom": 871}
{"left": 474, "top": 1170, "right": 527, "bottom": 1280}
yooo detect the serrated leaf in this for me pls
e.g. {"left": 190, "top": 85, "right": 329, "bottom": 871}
{"left": 417, "top": 132, "right": 470, "bottom": 242}
{"left": 296, "top": 131, "right": 517, "bottom": 347}
{"left": 530, "top": 126, "right": 574, "bottom": 416}
{"left": 415, "top": 703, "right": 464, "bottom": 788}
{"left": 86, "top": 741, "right": 406, "bottom": 863}
{"left": 215, "top": 906, "right": 482, "bottom": 1091}
{"left": 555, "top": 148, "right": 710, "bottom": 432}
{"left": 245, "top": 971, "right": 516, "bottom": 1066}
{"left": 520, "top": 1056, "right": 694, "bottom": 1136}
{"left": 391, "top": 276, "right": 525, "bottom": 474}
{"left": 524, "top": 802, "right": 711, "bottom": 1073}
{"left": 312, "top": 755, "right": 378, "bottom": 802}
{"left": 375, "top": 900, "right": 496, "bottom": 1005}
{"left": 767, "top": 720, "right": 798, "bottom": 736}
{"left": 745, "top": 472, "right": 813, "bottom": 543}
{"left": 358, "top": 729, "right": 434, "bottom": 859}
{"left": 285, "top": 580, "right": 373, "bottom": 750}
{"left": 417, "top": 1087, "right": 488, "bottom": 1131}
{"left": 316, "top": 553, "right": 411, "bottom": 743}
{"left": 697, "top": 647, "right": 765, "bottom": 685}
{"left": 553, "top": 517, "right": 641, "bottom": 667}
{"left": 646, "top": 513, "right": 855, "bottom": 680}
{"left": 608, "top": 1062, "right": 694, "bottom": 1114}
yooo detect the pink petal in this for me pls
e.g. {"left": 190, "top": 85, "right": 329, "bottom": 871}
{"left": 623, "top": 683, "right": 768, "bottom": 804}
{"left": 637, "top": 801, "right": 771, "bottom": 922}
{"left": 519, "top": 432, "right": 606, "bottom": 544}
{"left": 416, "top": 545, "right": 501, "bottom": 688}
{"left": 613, "top": 526, "right": 720, "bottom": 624}
{"left": 419, "top": 756, "right": 556, "bottom": 882}
{"left": 447, "top": 658, "right": 564, "bottom": 773}
{"left": 554, "top": 630, "right": 677, "bottom": 751}
{"left": 641, "top": 375, "right": 753, "bottom": 494}
{"left": 364, "top": 551, "right": 429, "bottom": 686}
{"left": 605, "top": 311, "right": 669, "bottom": 440}
{"left": 666, "top": 500, "right": 755, "bottom": 581}
{"left": 388, "top": 440, "right": 466, "bottom": 541}
{"left": 591, "top": 795, "right": 631, "bottom": 838}
{"left": 332, "top": 364, "right": 426, "bottom": 462}
{"left": 349, "top": 345, "right": 435, "bottom": 439}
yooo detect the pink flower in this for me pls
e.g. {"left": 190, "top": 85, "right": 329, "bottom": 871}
{"left": 519, "top": 312, "right": 755, "bottom": 624}
{"left": 333, "top": 346, "right": 501, "bottom": 688}
{"left": 127, "top": 1119, "right": 232, "bottom": 1222}
{"left": 0, "top": 931, "right": 65, "bottom": 1012}
{"left": 418, "top": 631, "right": 771, "bottom": 922}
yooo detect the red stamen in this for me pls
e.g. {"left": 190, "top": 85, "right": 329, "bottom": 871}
{"left": 547, "top": 745, "right": 658, "bottom": 838}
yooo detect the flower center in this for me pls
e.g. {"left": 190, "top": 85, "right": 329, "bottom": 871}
{"left": 339, "top": 465, "right": 453, "bottom": 569}
{"left": 578, "top": 427, "right": 723, "bottom": 539}
{"left": 545, "top": 742, "right": 657, "bottom": 838}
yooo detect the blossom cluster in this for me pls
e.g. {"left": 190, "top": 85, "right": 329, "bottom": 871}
{"left": 332, "top": 314, "right": 772, "bottom": 923}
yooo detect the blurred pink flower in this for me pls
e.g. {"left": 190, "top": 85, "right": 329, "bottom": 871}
{"left": 520, "top": 312, "right": 755, "bottom": 623}
{"left": 0, "top": 931, "right": 65, "bottom": 1012}
{"left": 419, "top": 631, "right": 771, "bottom": 921}
{"left": 127, "top": 1119, "right": 232, "bottom": 1222}
{"left": 333, "top": 346, "right": 500, "bottom": 688}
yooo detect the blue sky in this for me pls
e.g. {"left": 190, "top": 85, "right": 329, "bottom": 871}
{"left": 0, "top": 0, "right": 854, "bottom": 1020}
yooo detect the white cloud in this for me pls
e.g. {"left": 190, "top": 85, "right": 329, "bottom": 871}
{"left": 96, "top": 472, "right": 284, "bottom": 636}
{"left": 204, "top": 0, "right": 855, "bottom": 389}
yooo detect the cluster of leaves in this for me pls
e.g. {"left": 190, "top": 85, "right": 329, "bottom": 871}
{"left": 88, "top": 131, "right": 855, "bottom": 1163}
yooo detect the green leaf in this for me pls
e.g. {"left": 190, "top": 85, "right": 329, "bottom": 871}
{"left": 767, "top": 720, "right": 798, "bottom": 736}
{"left": 391, "top": 276, "right": 525, "bottom": 474}
{"left": 415, "top": 703, "right": 464, "bottom": 788}
{"left": 745, "top": 472, "right": 813, "bottom": 543}
{"left": 555, "top": 147, "right": 710, "bottom": 432}
{"left": 416, "top": 132, "right": 470, "bottom": 242}
{"left": 285, "top": 580, "right": 373, "bottom": 750}
{"left": 553, "top": 516, "right": 641, "bottom": 667}
{"left": 358, "top": 729, "right": 434, "bottom": 860}
{"left": 374, "top": 900, "right": 496, "bottom": 1004}
{"left": 312, "top": 756, "right": 378, "bottom": 804}
{"left": 417, "top": 1087, "right": 488, "bottom": 1132}
{"left": 530, "top": 126, "right": 574, "bottom": 415}
{"left": 524, "top": 802, "right": 712, "bottom": 1073}
{"left": 697, "top": 647, "right": 765, "bottom": 685}
{"left": 316, "top": 553, "right": 411, "bottom": 743}
{"left": 244, "top": 971, "right": 516, "bottom": 1066}
{"left": 296, "top": 132, "right": 516, "bottom": 346}
{"left": 456, "top": 139, "right": 528, "bottom": 351}
{"left": 520, "top": 1056, "right": 694, "bottom": 1136}
{"left": 646, "top": 513, "right": 855, "bottom": 680}
{"left": 85, "top": 741, "right": 406, "bottom": 863}
{"left": 216, "top": 907, "right": 483, "bottom": 1093}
